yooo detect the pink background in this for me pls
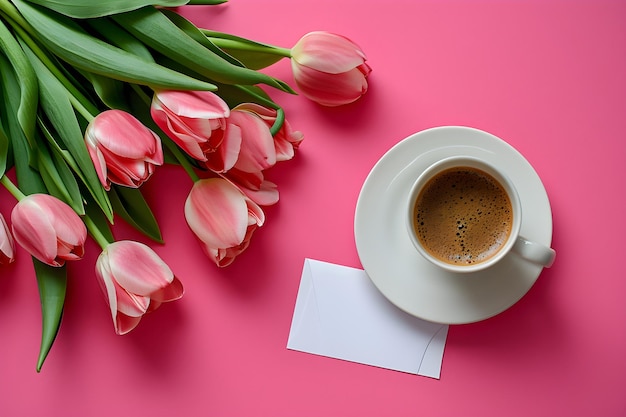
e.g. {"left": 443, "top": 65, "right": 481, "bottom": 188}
{"left": 1, "top": 0, "right": 625, "bottom": 415}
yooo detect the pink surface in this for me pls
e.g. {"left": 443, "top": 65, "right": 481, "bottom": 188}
{"left": 1, "top": 0, "right": 625, "bottom": 415}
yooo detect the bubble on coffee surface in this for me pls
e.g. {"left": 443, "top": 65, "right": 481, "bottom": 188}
{"left": 414, "top": 167, "right": 513, "bottom": 265}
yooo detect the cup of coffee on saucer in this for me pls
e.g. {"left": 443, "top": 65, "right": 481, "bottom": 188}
{"left": 406, "top": 155, "right": 555, "bottom": 274}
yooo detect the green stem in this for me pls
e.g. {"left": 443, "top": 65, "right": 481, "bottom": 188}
{"left": 131, "top": 83, "right": 152, "bottom": 107}
{"left": 162, "top": 138, "right": 200, "bottom": 183}
{"left": 1, "top": 175, "right": 26, "bottom": 201}
{"left": 270, "top": 107, "right": 285, "bottom": 136}
{"left": 68, "top": 92, "right": 95, "bottom": 122}
{"left": 0, "top": 0, "right": 33, "bottom": 37}
{"left": 83, "top": 215, "right": 111, "bottom": 250}
{"left": 207, "top": 37, "right": 292, "bottom": 58}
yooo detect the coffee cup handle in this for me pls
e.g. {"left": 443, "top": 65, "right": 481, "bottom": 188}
{"left": 512, "top": 236, "right": 556, "bottom": 267}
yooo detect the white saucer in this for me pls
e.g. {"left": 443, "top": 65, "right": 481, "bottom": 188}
{"left": 354, "top": 126, "right": 553, "bottom": 324}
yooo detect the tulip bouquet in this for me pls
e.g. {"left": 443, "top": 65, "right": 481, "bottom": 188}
{"left": 0, "top": 0, "right": 370, "bottom": 371}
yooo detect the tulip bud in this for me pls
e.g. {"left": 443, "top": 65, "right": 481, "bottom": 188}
{"left": 232, "top": 103, "right": 304, "bottom": 162}
{"left": 85, "top": 110, "right": 164, "bottom": 191}
{"left": 291, "top": 31, "right": 371, "bottom": 107}
{"left": 151, "top": 90, "right": 235, "bottom": 166}
{"left": 11, "top": 194, "right": 87, "bottom": 267}
{"left": 95, "top": 240, "right": 184, "bottom": 335}
{"left": 184, "top": 178, "right": 264, "bottom": 267}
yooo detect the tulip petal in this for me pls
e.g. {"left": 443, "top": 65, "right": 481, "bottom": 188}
{"left": 86, "top": 140, "right": 110, "bottom": 189}
{"left": 223, "top": 170, "right": 279, "bottom": 206}
{"left": 150, "top": 276, "right": 184, "bottom": 303}
{"left": 233, "top": 103, "right": 273, "bottom": 118}
{"left": 245, "top": 180, "right": 279, "bottom": 206}
{"left": 229, "top": 110, "right": 276, "bottom": 173}
{"left": 56, "top": 238, "right": 84, "bottom": 262}
{"left": 0, "top": 252, "right": 13, "bottom": 265}
{"left": 274, "top": 123, "right": 304, "bottom": 162}
{"left": 185, "top": 178, "right": 249, "bottom": 248}
{"left": 156, "top": 110, "right": 210, "bottom": 161}
{"left": 12, "top": 198, "right": 64, "bottom": 266}
{"left": 43, "top": 195, "right": 87, "bottom": 247}
{"left": 0, "top": 214, "right": 15, "bottom": 264}
{"left": 292, "top": 62, "right": 370, "bottom": 107}
{"left": 115, "top": 313, "right": 143, "bottom": 336}
{"left": 105, "top": 156, "right": 152, "bottom": 188}
{"left": 95, "top": 251, "right": 124, "bottom": 332}
{"left": 232, "top": 103, "right": 303, "bottom": 163}
{"left": 151, "top": 92, "right": 230, "bottom": 162}
{"left": 99, "top": 256, "right": 151, "bottom": 318}
{"left": 214, "top": 226, "right": 255, "bottom": 267}
{"left": 106, "top": 241, "right": 175, "bottom": 296}
{"left": 96, "top": 251, "right": 150, "bottom": 320}
{"left": 246, "top": 197, "right": 265, "bottom": 227}
{"left": 155, "top": 90, "right": 230, "bottom": 120}
{"left": 205, "top": 122, "right": 242, "bottom": 173}
{"left": 91, "top": 110, "right": 161, "bottom": 160}
{"left": 115, "top": 287, "right": 151, "bottom": 317}
{"left": 292, "top": 31, "right": 367, "bottom": 74}
{"left": 199, "top": 243, "right": 221, "bottom": 266}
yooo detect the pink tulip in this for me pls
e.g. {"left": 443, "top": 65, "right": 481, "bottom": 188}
{"left": 185, "top": 178, "right": 264, "bottom": 267}
{"left": 0, "top": 213, "right": 15, "bottom": 265}
{"left": 85, "top": 110, "right": 164, "bottom": 190}
{"left": 151, "top": 90, "right": 237, "bottom": 167}
{"left": 11, "top": 194, "right": 87, "bottom": 267}
{"left": 95, "top": 240, "right": 184, "bottom": 335}
{"left": 232, "top": 103, "right": 304, "bottom": 162}
{"left": 291, "top": 31, "right": 372, "bottom": 106}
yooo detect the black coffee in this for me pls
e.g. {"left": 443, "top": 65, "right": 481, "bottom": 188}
{"left": 414, "top": 167, "right": 513, "bottom": 265}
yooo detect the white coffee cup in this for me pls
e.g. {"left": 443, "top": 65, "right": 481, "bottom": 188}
{"left": 406, "top": 156, "right": 555, "bottom": 273}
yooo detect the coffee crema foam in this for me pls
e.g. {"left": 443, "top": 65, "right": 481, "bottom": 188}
{"left": 414, "top": 167, "right": 513, "bottom": 265}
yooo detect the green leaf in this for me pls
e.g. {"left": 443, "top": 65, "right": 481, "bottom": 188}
{"left": 86, "top": 18, "right": 155, "bottom": 62}
{"left": 112, "top": 7, "right": 295, "bottom": 93}
{"left": 81, "top": 71, "right": 130, "bottom": 111}
{"left": 0, "top": 119, "right": 9, "bottom": 178}
{"left": 32, "top": 259, "right": 67, "bottom": 372}
{"left": 0, "top": 56, "right": 64, "bottom": 373}
{"left": 12, "top": 0, "right": 217, "bottom": 92}
{"left": 160, "top": 10, "right": 244, "bottom": 67}
{"left": 0, "top": 79, "right": 14, "bottom": 176}
{"left": 36, "top": 128, "right": 85, "bottom": 215}
{"left": 0, "top": 18, "right": 39, "bottom": 148}
{"left": 41, "top": 129, "right": 89, "bottom": 185}
{"left": 0, "top": 53, "right": 46, "bottom": 195}
{"left": 22, "top": 0, "right": 189, "bottom": 18}
{"left": 20, "top": 39, "right": 114, "bottom": 221}
{"left": 109, "top": 186, "right": 163, "bottom": 243}
{"left": 15, "top": 28, "right": 101, "bottom": 117}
